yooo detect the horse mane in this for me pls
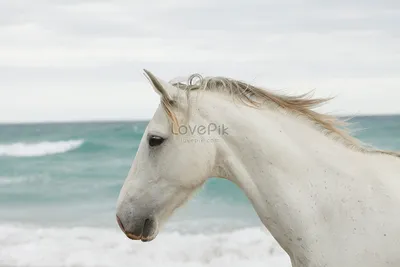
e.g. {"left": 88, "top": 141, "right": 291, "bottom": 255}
{"left": 168, "top": 74, "right": 400, "bottom": 158}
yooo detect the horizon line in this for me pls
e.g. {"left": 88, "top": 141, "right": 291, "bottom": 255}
{"left": 1, "top": 113, "right": 399, "bottom": 126}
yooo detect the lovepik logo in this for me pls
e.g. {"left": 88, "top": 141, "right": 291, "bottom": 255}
{"left": 172, "top": 123, "right": 228, "bottom": 136}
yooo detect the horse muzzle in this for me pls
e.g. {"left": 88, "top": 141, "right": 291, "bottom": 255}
{"left": 116, "top": 215, "right": 158, "bottom": 242}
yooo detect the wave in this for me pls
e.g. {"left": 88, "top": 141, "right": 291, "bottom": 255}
{"left": 0, "top": 176, "right": 34, "bottom": 185}
{"left": 0, "top": 140, "right": 84, "bottom": 157}
{"left": 0, "top": 224, "right": 289, "bottom": 267}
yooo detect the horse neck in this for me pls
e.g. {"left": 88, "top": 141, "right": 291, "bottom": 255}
{"left": 204, "top": 95, "right": 367, "bottom": 261}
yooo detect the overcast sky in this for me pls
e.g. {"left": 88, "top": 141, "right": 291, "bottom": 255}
{"left": 0, "top": 0, "right": 399, "bottom": 123}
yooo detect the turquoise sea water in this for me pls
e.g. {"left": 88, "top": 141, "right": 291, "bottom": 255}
{"left": 0, "top": 116, "right": 399, "bottom": 267}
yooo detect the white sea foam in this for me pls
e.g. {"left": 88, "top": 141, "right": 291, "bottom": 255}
{"left": 0, "top": 140, "right": 84, "bottom": 157}
{"left": 0, "top": 224, "right": 290, "bottom": 267}
{"left": 0, "top": 176, "right": 30, "bottom": 185}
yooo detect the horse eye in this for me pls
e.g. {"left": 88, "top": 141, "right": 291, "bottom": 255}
{"left": 148, "top": 135, "right": 165, "bottom": 147}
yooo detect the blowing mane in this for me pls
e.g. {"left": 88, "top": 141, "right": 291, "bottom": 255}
{"left": 168, "top": 74, "right": 399, "bottom": 158}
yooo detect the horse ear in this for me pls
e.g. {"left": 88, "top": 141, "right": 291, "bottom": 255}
{"left": 143, "top": 69, "right": 176, "bottom": 101}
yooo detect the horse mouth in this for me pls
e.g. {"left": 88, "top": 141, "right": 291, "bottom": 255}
{"left": 116, "top": 215, "right": 158, "bottom": 242}
{"left": 125, "top": 232, "right": 157, "bottom": 242}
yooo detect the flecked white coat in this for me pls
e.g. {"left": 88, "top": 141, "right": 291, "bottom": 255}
{"left": 117, "top": 71, "right": 400, "bottom": 267}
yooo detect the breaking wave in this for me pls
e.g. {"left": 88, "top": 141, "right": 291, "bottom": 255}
{"left": 0, "top": 224, "right": 289, "bottom": 267}
{"left": 0, "top": 140, "right": 84, "bottom": 157}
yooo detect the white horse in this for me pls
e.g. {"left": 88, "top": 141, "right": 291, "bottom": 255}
{"left": 116, "top": 70, "right": 400, "bottom": 267}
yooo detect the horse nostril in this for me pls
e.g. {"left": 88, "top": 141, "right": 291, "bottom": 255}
{"left": 116, "top": 215, "right": 125, "bottom": 232}
{"left": 142, "top": 218, "right": 153, "bottom": 237}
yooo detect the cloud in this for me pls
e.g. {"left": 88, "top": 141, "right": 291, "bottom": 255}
{"left": 0, "top": 0, "right": 399, "bottom": 122}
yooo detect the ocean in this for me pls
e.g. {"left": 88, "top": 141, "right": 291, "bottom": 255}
{"left": 0, "top": 115, "right": 399, "bottom": 267}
